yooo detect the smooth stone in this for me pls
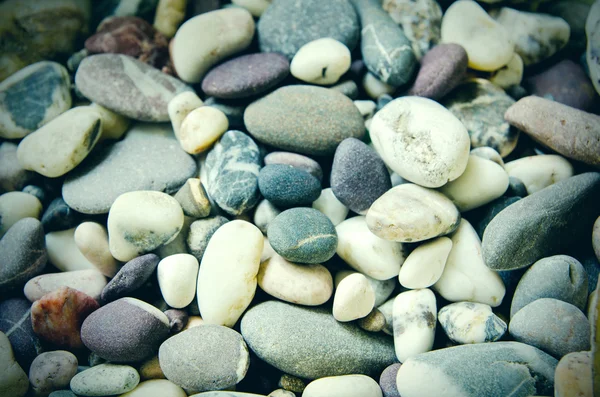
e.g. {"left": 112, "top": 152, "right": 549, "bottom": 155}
{"left": 138, "top": 356, "right": 166, "bottom": 381}
{"left": 333, "top": 273, "right": 376, "bottom": 322}
{"left": 245, "top": 85, "right": 365, "bottom": 156}
{"left": 157, "top": 254, "right": 199, "bottom": 309}
{"left": 202, "top": 53, "right": 290, "bottom": 99}
{"left": 204, "top": 97, "right": 247, "bottom": 129}
{"left": 231, "top": 0, "right": 271, "bottom": 17}
{"left": 25, "top": 269, "right": 107, "bottom": 302}
{"left": 366, "top": 183, "right": 461, "bottom": 243}
{"left": 493, "top": 7, "right": 570, "bottom": 66}
{"left": 363, "top": 72, "right": 396, "bottom": 99}
{"left": 253, "top": 200, "right": 281, "bottom": 234}
{"left": 379, "top": 363, "right": 401, "bottom": 397}
{"left": 177, "top": 106, "right": 228, "bottom": 154}
{"left": 504, "top": 155, "right": 574, "bottom": 195}
{"left": 76, "top": 54, "right": 192, "bottom": 121}
{"left": 438, "top": 302, "right": 507, "bottom": 344}
{"left": 396, "top": 342, "right": 557, "bottom": 397}
{"left": 70, "top": 364, "right": 139, "bottom": 397}
{"left": 0, "top": 218, "right": 47, "bottom": 296}
{"left": 257, "top": 0, "right": 359, "bottom": 60}
{"left": 439, "top": 155, "right": 509, "bottom": 212}
{"left": 0, "top": 331, "right": 28, "bottom": 397}
{"left": 0, "top": 61, "right": 71, "bottom": 139}
{"left": 290, "top": 38, "right": 351, "bottom": 85}
{"left": 120, "top": 379, "right": 187, "bottom": 397}
{"left": 0, "top": 192, "right": 42, "bottom": 237}
{"left": 336, "top": 216, "right": 404, "bottom": 280}
{"left": 100, "top": 254, "right": 160, "bottom": 304}
{"left": 482, "top": 172, "right": 600, "bottom": 271}
{"left": 0, "top": 298, "right": 41, "bottom": 371}
{"left": 173, "top": 8, "right": 255, "bottom": 83}
{"left": 504, "top": 96, "right": 600, "bottom": 168}
{"left": 303, "top": 375, "right": 382, "bottom": 397}
{"left": 278, "top": 374, "right": 306, "bottom": 393}
{"left": 351, "top": 0, "right": 417, "bottom": 86}
{"left": 21, "top": 185, "right": 46, "bottom": 204}
{"left": 370, "top": 96, "right": 470, "bottom": 188}
{"left": 511, "top": 255, "right": 588, "bottom": 318}
{"left": 472, "top": 196, "right": 521, "bottom": 239}
{"left": 407, "top": 43, "right": 468, "bottom": 101}
{"left": 542, "top": 0, "right": 591, "bottom": 52}
{"left": 258, "top": 164, "right": 321, "bottom": 209}
{"left": 595, "top": 217, "right": 600, "bottom": 262}
{"left": 74, "top": 222, "right": 118, "bottom": 277}
{"left": 392, "top": 289, "right": 436, "bottom": 362}
{"left": 154, "top": 0, "right": 186, "bottom": 37}
{"left": 489, "top": 53, "right": 524, "bottom": 89}
{"left": 186, "top": 216, "right": 229, "bottom": 262}
{"left": 312, "top": 188, "right": 349, "bottom": 226}
{"left": 49, "top": 391, "right": 77, "bottom": 397}
{"left": 441, "top": 1, "right": 514, "bottom": 72}
{"left": 332, "top": 80, "right": 360, "bottom": 100}
{"left": 0, "top": 142, "right": 33, "bottom": 193}
{"left": 263, "top": 152, "right": 323, "bottom": 182}
{"left": 358, "top": 309, "right": 387, "bottom": 332}
{"left": 41, "top": 198, "right": 80, "bottom": 233}
{"left": 159, "top": 325, "right": 249, "bottom": 393}
{"left": 258, "top": 253, "right": 333, "bottom": 306}
{"left": 168, "top": 91, "right": 203, "bottom": 137}
{"left": 17, "top": 106, "right": 101, "bottom": 178}
{"left": 46, "top": 228, "right": 96, "bottom": 272}
{"left": 443, "top": 79, "right": 517, "bottom": 157}
{"left": 205, "top": 130, "right": 261, "bottom": 216}
{"left": 587, "top": 1, "right": 600, "bottom": 96}
{"left": 554, "top": 351, "right": 593, "bottom": 397}
{"left": 29, "top": 350, "right": 78, "bottom": 396}
{"left": 267, "top": 208, "right": 338, "bottom": 264}
{"left": 174, "top": 178, "right": 211, "bottom": 219}
{"left": 108, "top": 191, "right": 184, "bottom": 262}
{"left": 335, "top": 270, "right": 396, "bottom": 307}
{"left": 470, "top": 146, "right": 504, "bottom": 167}
{"left": 63, "top": 123, "right": 197, "bottom": 214}
{"left": 90, "top": 102, "right": 130, "bottom": 142}
{"left": 434, "top": 219, "right": 506, "bottom": 307}
{"left": 591, "top": 279, "right": 600, "bottom": 394}
{"left": 354, "top": 100, "right": 377, "bottom": 119}
{"left": 190, "top": 393, "right": 266, "bottom": 397}
{"left": 241, "top": 300, "right": 397, "bottom": 379}
{"left": 399, "top": 236, "right": 452, "bottom": 289}
{"left": 31, "top": 287, "right": 100, "bottom": 349}
{"left": 269, "top": 389, "right": 295, "bottom": 397}
{"left": 198, "top": 220, "right": 263, "bottom": 327}
{"left": 164, "top": 309, "right": 188, "bottom": 334}
{"left": 81, "top": 298, "right": 170, "bottom": 362}
{"left": 510, "top": 298, "right": 590, "bottom": 358}
{"left": 378, "top": 296, "right": 396, "bottom": 336}
{"left": 331, "top": 138, "right": 391, "bottom": 215}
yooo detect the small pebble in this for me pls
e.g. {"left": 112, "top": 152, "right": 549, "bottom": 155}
{"left": 333, "top": 273, "right": 376, "bottom": 322}
{"left": 504, "top": 155, "right": 574, "bottom": 195}
{"left": 120, "top": 379, "right": 187, "bottom": 397}
{"left": 41, "top": 198, "right": 81, "bottom": 233}
{"left": 0, "top": 192, "right": 42, "bottom": 238}
{"left": 29, "top": 351, "right": 78, "bottom": 396}
{"left": 0, "top": 331, "right": 29, "bottom": 397}
{"left": 438, "top": 302, "right": 507, "bottom": 344}
{"left": 0, "top": 298, "right": 41, "bottom": 370}
{"left": 164, "top": 309, "right": 189, "bottom": 334}
{"left": 173, "top": 178, "right": 211, "bottom": 218}
{"left": 303, "top": 375, "right": 383, "bottom": 397}
{"left": 253, "top": 200, "right": 281, "bottom": 234}
{"left": 74, "top": 222, "right": 118, "bottom": 277}
{"left": 25, "top": 269, "right": 107, "bottom": 302}
{"left": 489, "top": 53, "right": 524, "bottom": 89}
{"left": 154, "top": 0, "right": 187, "bottom": 38}
{"left": 399, "top": 237, "right": 452, "bottom": 289}
{"left": 186, "top": 216, "right": 229, "bottom": 262}
{"left": 586, "top": 1, "right": 600, "bottom": 96}
{"left": 258, "top": 164, "right": 321, "bottom": 209}
{"left": 554, "top": 351, "right": 593, "bottom": 397}
{"left": 263, "top": 151, "right": 323, "bottom": 182}
{"left": 168, "top": 91, "right": 204, "bottom": 136}
{"left": 157, "top": 253, "right": 199, "bottom": 309}
{"left": 379, "top": 363, "right": 401, "bottom": 397}
{"left": 0, "top": 142, "right": 33, "bottom": 192}
{"left": 358, "top": 309, "right": 387, "bottom": 333}
{"left": 312, "top": 188, "right": 349, "bottom": 226}
{"left": 177, "top": 106, "right": 229, "bottom": 154}
{"left": 290, "top": 38, "right": 351, "bottom": 85}
{"left": 46, "top": 228, "right": 96, "bottom": 272}
{"left": 70, "top": 363, "right": 140, "bottom": 397}
{"left": 100, "top": 253, "right": 159, "bottom": 303}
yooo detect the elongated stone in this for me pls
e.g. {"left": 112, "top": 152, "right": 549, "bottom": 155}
{"left": 392, "top": 289, "right": 436, "bottom": 362}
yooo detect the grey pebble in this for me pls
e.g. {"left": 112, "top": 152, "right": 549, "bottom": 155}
{"left": 0, "top": 142, "right": 33, "bottom": 193}
{"left": 379, "top": 363, "right": 401, "bottom": 397}
{"left": 0, "top": 298, "right": 42, "bottom": 371}
{"left": 263, "top": 152, "right": 323, "bottom": 182}
{"left": 100, "top": 254, "right": 160, "bottom": 304}
{"left": 41, "top": 198, "right": 81, "bottom": 233}
{"left": 258, "top": 164, "right": 321, "bottom": 209}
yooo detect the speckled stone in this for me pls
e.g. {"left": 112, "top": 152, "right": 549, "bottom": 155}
{"left": 41, "top": 198, "right": 81, "bottom": 233}
{"left": 510, "top": 298, "right": 590, "bottom": 358}
{"left": 70, "top": 364, "right": 140, "bottom": 396}
{"left": 257, "top": 0, "right": 359, "bottom": 60}
{"left": 0, "top": 143, "right": 33, "bottom": 193}
{"left": 438, "top": 302, "right": 507, "bottom": 344}
{"left": 258, "top": 164, "right": 321, "bottom": 209}
{"left": 379, "top": 363, "right": 401, "bottom": 397}
{"left": 240, "top": 300, "right": 396, "bottom": 379}
{"left": 29, "top": 350, "right": 78, "bottom": 396}
{"left": 0, "top": 298, "right": 42, "bottom": 371}
{"left": 202, "top": 53, "right": 290, "bottom": 99}
{"left": 100, "top": 254, "right": 160, "bottom": 303}
{"left": 75, "top": 54, "right": 192, "bottom": 121}
{"left": 186, "top": 216, "right": 229, "bottom": 262}
{"left": 244, "top": 85, "right": 365, "bottom": 156}
{"left": 263, "top": 152, "right": 323, "bottom": 182}
{"left": 267, "top": 208, "right": 338, "bottom": 264}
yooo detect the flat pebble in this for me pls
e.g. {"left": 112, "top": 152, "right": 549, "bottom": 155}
{"left": 291, "top": 38, "right": 351, "bottom": 85}
{"left": 70, "top": 364, "right": 139, "bottom": 397}
{"left": 74, "top": 222, "right": 118, "bottom": 277}
{"left": 379, "top": 363, "right": 401, "bottom": 397}
{"left": 120, "top": 379, "right": 187, "bottom": 397}
{"left": 0, "top": 298, "right": 41, "bottom": 370}
{"left": 438, "top": 302, "right": 506, "bottom": 344}
{"left": 392, "top": 289, "right": 436, "bottom": 362}
{"left": 100, "top": 254, "right": 159, "bottom": 303}
{"left": 25, "top": 269, "right": 107, "bottom": 302}
{"left": 158, "top": 254, "right": 199, "bottom": 309}
{"left": 0, "top": 331, "right": 28, "bottom": 397}
{"left": 333, "top": 273, "right": 375, "bottom": 322}
{"left": 504, "top": 155, "right": 574, "bottom": 195}
{"left": 258, "top": 164, "right": 321, "bottom": 209}
{"left": 399, "top": 236, "right": 452, "bottom": 289}
{"left": 177, "top": 106, "right": 229, "bottom": 154}
{"left": 554, "top": 351, "right": 593, "bottom": 397}
{"left": 264, "top": 152, "right": 323, "bottom": 182}
{"left": 303, "top": 375, "right": 382, "bottom": 397}
{"left": 312, "top": 188, "right": 349, "bottom": 226}
{"left": 0, "top": 192, "right": 42, "bottom": 237}
{"left": 332, "top": 80, "right": 360, "bottom": 99}
{"left": 186, "top": 216, "right": 229, "bottom": 262}
{"left": 29, "top": 351, "right": 78, "bottom": 396}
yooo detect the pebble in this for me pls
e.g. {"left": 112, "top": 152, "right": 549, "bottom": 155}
{"left": 25, "top": 269, "right": 107, "bottom": 302}
{"left": 41, "top": 198, "right": 80, "bottom": 233}
{"left": 0, "top": 298, "right": 41, "bottom": 371}
{"left": 0, "top": 142, "right": 33, "bottom": 193}
{"left": 46, "top": 228, "right": 97, "bottom": 272}
{"left": 333, "top": 273, "right": 376, "bottom": 322}
{"left": 443, "top": 78, "right": 517, "bottom": 157}
{"left": 231, "top": 0, "right": 271, "bottom": 17}
{"left": 164, "top": 309, "right": 188, "bottom": 333}
{"left": 173, "top": 178, "right": 211, "bottom": 219}
{"left": 0, "top": 217, "right": 47, "bottom": 296}
{"left": 493, "top": 7, "right": 570, "bottom": 66}
{"left": 70, "top": 364, "right": 139, "bottom": 396}
{"left": 263, "top": 152, "right": 323, "bottom": 182}
{"left": 379, "top": 363, "right": 401, "bottom": 397}
{"left": 370, "top": 96, "right": 470, "bottom": 188}
{"left": 392, "top": 289, "right": 436, "bottom": 362}
{"left": 504, "top": 155, "right": 574, "bottom": 195}
{"left": 257, "top": 0, "right": 359, "bottom": 59}
{"left": 204, "top": 97, "right": 247, "bottom": 129}
{"left": 186, "top": 216, "right": 229, "bottom": 262}
{"left": 358, "top": 309, "right": 387, "bottom": 332}
{"left": 366, "top": 183, "right": 461, "bottom": 243}
{"left": 554, "top": 351, "right": 593, "bottom": 397}
{"left": 138, "top": 356, "right": 166, "bottom": 381}
{"left": 470, "top": 146, "right": 504, "bottom": 167}
{"left": 441, "top": 0, "right": 514, "bottom": 72}
{"left": 253, "top": 200, "right": 281, "bottom": 234}
{"left": 258, "top": 253, "right": 333, "bottom": 306}
{"left": 31, "top": 287, "right": 99, "bottom": 349}
{"left": 482, "top": 172, "right": 600, "bottom": 271}
{"left": 168, "top": 91, "right": 204, "bottom": 136}
{"left": 303, "top": 375, "right": 382, "bottom": 397}
{"left": 363, "top": 72, "right": 396, "bottom": 99}
{"left": 240, "top": 300, "right": 396, "bottom": 379}
{"left": 74, "top": 222, "right": 118, "bottom": 277}
{"left": 312, "top": 188, "right": 349, "bottom": 226}
{"left": 29, "top": 351, "right": 78, "bottom": 396}
{"left": 76, "top": 54, "right": 192, "bottom": 121}
{"left": 510, "top": 298, "right": 590, "bottom": 358}
{"left": 120, "top": 379, "right": 187, "bottom": 397}
{"left": 504, "top": 96, "right": 600, "bottom": 168}
{"left": 172, "top": 8, "right": 255, "bottom": 83}
{"left": 267, "top": 208, "right": 338, "bottom": 264}
{"left": 399, "top": 236, "right": 452, "bottom": 289}
{"left": 407, "top": 43, "right": 468, "bottom": 101}
{"left": 81, "top": 297, "right": 170, "bottom": 362}
{"left": 434, "top": 219, "right": 506, "bottom": 307}
{"left": 354, "top": 100, "right": 377, "bottom": 119}
{"left": 438, "top": 302, "right": 507, "bottom": 344}
{"left": 290, "top": 38, "right": 351, "bottom": 85}
{"left": 258, "top": 164, "right": 321, "bottom": 209}
{"left": 0, "top": 192, "right": 42, "bottom": 237}
{"left": 49, "top": 391, "right": 77, "bottom": 397}
{"left": 205, "top": 130, "right": 261, "bottom": 216}
{"left": 100, "top": 254, "right": 160, "bottom": 303}
{"left": 177, "top": 106, "right": 229, "bottom": 155}
{"left": 587, "top": 1, "right": 600, "bottom": 96}
{"left": 595, "top": 217, "right": 600, "bottom": 262}
{"left": 396, "top": 342, "right": 557, "bottom": 397}
{"left": 0, "top": 61, "right": 71, "bottom": 139}
{"left": 159, "top": 325, "right": 250, "bottom": 393}
{"left": 157, "top": 254, "right": 199, "bottom": 309}
{"left": 244, "top": 85, "right": 365, "bottom": 156}
{"left": 472, "top": 196, "right": 521, "bottom": 238}
{"left": 202, "top": 53, "right": 290, "bottom": 99}
{"left": 335, "top": 270, "right": 396, "bottom": 307}
{"left": 153, "top": 0, "right": 186, "bottom": 38}
{"left": 107, "top": 190, "right": 184, "bottom": 262}
{"left": 198, "top": 220, "right": 263, "bottom": 327}
{"left": 332, "top": 80, "right": 360, "bottom": 99}
{"left": 0, "top": 331, "right": 29, "bottom": 397}
{"left": 269, "top": 389, "right": 295, "bottom": 397}
{"left": 336, "top": 216, "right": 404, "bottom": 280}
{"left": 491, "top": 54, "right": 524, "bottom": 91}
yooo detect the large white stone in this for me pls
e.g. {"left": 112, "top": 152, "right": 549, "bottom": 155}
{"left": 312, "top": 188, "right": 349, "bottom": 226}
{"left": 332, "top": 273, "right": 375, "bottom": 322}
{"left": 0, "top": 332, "right": 28, "bottom": 397}
{"left": 303, "top": 375, "right": 382, "bottom": 397}
{"left": 158, "top": 254, "right": 199, "bottom": 309}
{"left": 24, "top": 269, "right": 107, "bottom": 301}
{"left": 0, "top": 191, "right": 42, "bottom": 237}
{"left": 393, "top": 289, "right": 437, "bottom": 362}
{"left": 46, "top": 228, "right": 97, "bottom": 272}
{"left": 290, "top": 38, "right": 351, "bottom": 85}
{"left": 399, "top": 236, "right": 452, "bottom": 289}
{"left": 504, "top": 154, "right": 574, "bottom": 195}
{"left": 74, "top": 221, "right": 119, "bottom": 277}
{"left": 178, "top": 106, "right": 229, "bottom": 154}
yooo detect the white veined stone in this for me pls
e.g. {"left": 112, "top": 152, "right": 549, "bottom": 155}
{"left": 0, "top": 192, "right": 42, "bottom": 237}
{"left": 46, "top": 228, "right": 97, "bottom": 272}
{"left": 24, "top": 269, "right": 107, "bottom": 302}
{"left": 231, "top": 0, "right": 272, "bottom": 17}
{"left": 197, "top": 220, "right": 263, "bottom": 327}
{"left": 363, "top": 72, "right": 396, "bottom": 99}
{"left": 158, "top": 254, "right": 199, "bottom": 309}
{"left": 490, "top": 53, "right": 524, "bottom": 89}
{"left": 168, "top": 91, "right": 203, "bottom": 136}
{"left": 334, "top": 270, "right": 396, "bottom": 307}
{"left": 433, "top": 219, "right": 506, "bottom": 307}
{"left": 504, "top": 154, "right": 574, "bottom": 195}
{"left": 438, "top": 302, "right": 507, "bottom": 344}
{"left": 332, "top": 273, "right": 375, "bottom": 322}
{"left": 336, "top": 216, "right": 405, "bottom": 280}
{"left": 290, "top": 38, "right": 352, "bottom": 85}
{"left": 312, "top": 188, "right": 349, "bottom": 226}
{"left": 74, "top": 222, "right": 118, "bottom": 277}
{"left": 178, "top": 106, "right": 229, "bottom": 154}
{"left": 393, "top": 289, "right": 436, "bottom": 362}
{"left": 89, "top": 103, "right": 130, "bottom": 142}
{"left": 303, "top": 375, "right": 383, "bottom": 397}
{"left": 399, "top": 236, "right": 452, "bottom": 289}
{"left": 469, "top": 146, "right": 504, "bottom": 168}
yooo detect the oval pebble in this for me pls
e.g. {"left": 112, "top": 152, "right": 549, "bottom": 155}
{"left": 74, "top": 222, "right": 118, "bottom": 277}
{"left": 398, "top": 236, "right": 452, "bottom": 289}
{"left": 438, "top": 302, "right": 507, "bottom": 344}
{"left": 157, "top": 254, "right": 199, "bottom": 309}
{"left": 45, "top": 228, "right": 96, "bottom": 272}
{"left": 290, "top": 38, "right": 351, "bottom": 85}
{"left": 0, "top": 331, "right": 32, "bottom": 397}
{"left": 504, "top": 154, "right": 574, "bottom": 195}
{"left": 333, "top": 273, "right": 376, "bottom": 322}
{"left": 554, "top": 351, "right": 593, "bottom": 397}
{"left": 312, "top": 188, "right": 349, "bottom": 226}
{"left": 258, "top": 164, "right": 321, "bottom": 209}
{"left": 379, "top": 363, "right": 401, "bottom": 397}
{"left": 177, "top": 106, "right": 229, "bottom": 154}
{"left": 25, "top": 269, "right": 106, "bottom": 302}
{"left": 264, "top": 151, "right": 323, "bottom": 182}
{"left": 0, "top": 192, "right": 42, "bottom": 238}
{"left": 392, "top": 289, "right": 436, "bottom": 362}
{"left": 100, "top": 254, "right": 159, "bottom": 303}
{"left": 70, "top": 364, "right": 139, "bottom": 397}
{"left": 168, "top": 91, "right": 204, "bottom": 136}
{"left": 303, "top": 375, "right": 382, "bottom": 397}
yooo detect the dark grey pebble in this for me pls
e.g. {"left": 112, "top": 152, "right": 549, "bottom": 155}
{"left": 258, "top": 164, "right": 321, "bottom": 209}
{"left": 41, "top": 198, "right": 81, "bottom": 232}
{"left": 164, "top": 309, "right": 188, "bottom": 333}
{"left": 0, "top": 298, "right": 42, "bottom": 371}
{"left": 100, "top": 254, "right": 160, "bottom": 304}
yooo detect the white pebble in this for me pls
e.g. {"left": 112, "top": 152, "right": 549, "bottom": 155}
{"left": 489, "top": 53, "right": 524, "bottom": 89}
{"left": 74, "top": 222, "right": 118, "bottom": 277}
{"left": 46, "top": 228, "right": 97, "bottom": 272}
{"left": 333, "top": 273, "right": 375, "bottom": 322}
{"left": 168, "top": 91, "right": 204, "bottom": 136}
{"left": 312, "top": 188, "right": 349, "bottom": 226}
{"left": 231, "top": 0, "right": 272, "bottom": 17}
{"left": 438, "top": 302, "right": 507, "bottom": 344}
{"left": 399, "top": 237, "right": 452, "bottom": 289}
{"left": 24, "top": 269, "right": 107, "bottom": 302}
{"left": 334, "top": 270, "right": 396, "bottom": 307}
{"left": 303, "top": 375, "right": 382, "bottom": 397}
{"left": 89, "top": 103, "right": 130, "bottom": 141}
{"left": 393, "top": 289, "right": 437, "bottom": 362}
{"left": 363, "top": 72, "right": 396, "bottom": 99}
{"left": 291, "top": 38, "right": 351, "bottom": 85}
{"left": 158, "top": 254, "right": 199, "bottom": 309}
{"left": 504, "top": 154, "right": 574, "bottom": 195}
{"left": 178, "top": 106, "right": 229, "bottom": 154}
{"left": 0, "top": 192, "right": 42, "bottom": 237}
{"left": 254, "top": 199, "right": 281, "bottom": 234}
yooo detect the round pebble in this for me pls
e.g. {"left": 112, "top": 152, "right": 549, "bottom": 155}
{"left": 333, "top": 273, "right": 376, "bottom": 322}
{"left": 0, "top": 192, "right": 42, "bottom": 238}
{"left": 258, "top": 164, "right": 321, "bottom": 209}
{"left": 157, "top": 254, "right": 199, "bottom": 309}
{"left": 0, "top": 331, "right": 29, "bottom": 397}
{"left": 379, "top": 363, "right": 401, "bottom": 397}
{"left": 392, "top": 289, "right": 436, "bottom": 362}
{"left": 100, "top": 254, "right": 159, "bottom": 303}
{"left": 290, "top": 38, "right": 351, "bottom": 85}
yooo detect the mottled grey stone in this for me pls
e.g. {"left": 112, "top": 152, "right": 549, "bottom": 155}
{"left": 240, "top": 300, "right": 396, "bottom": 379}
{"left": 263, "top": 152, "right": 323, "bottom": 182}
{"left": 0, "top": 298, "right": 42, "bottom": 371}
{"left": 186, "top": 216, "right": 229, "bottom": 262}
{"left": 100, "top": 254, "right": 160, "bottom": 304}
{"left": 0, "top": 142, "right": 33, "bottom": 193}
{"left": 41, "top": 198, "right": 81, "bottom": 233}
{"left": 258, "top": 164, "right": 321, "bottom": 209}
{"left": 379, "top": 363, "right": 401, "bottom": 397}
{"left": 29, "top": 350, "right": 78, "bottom": 396}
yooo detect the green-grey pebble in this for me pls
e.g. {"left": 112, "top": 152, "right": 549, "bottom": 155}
{"left": 258, "top": 164, "right": 321, "bottom": 208}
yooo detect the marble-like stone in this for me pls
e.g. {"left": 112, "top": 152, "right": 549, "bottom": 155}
{"left": 100, "top": 254, "right": 159, "bottom": 303}
{"left": 0, "top": 331, "right": 29, "bottom": 397}
{"left": 586, "top": 1, "right": 600, "bottom": 96}
{"left": 29, "top": 350, "right": 78, "bottom": 396}
{"left": 335, "top": 270, "right": 396, "bottom": 308}
{"left": 393, "top": 288, "right": 437, "bottom": 363}
{"left": 25, "top": 269, "right": 107, "bottom": 302}
{"left": 0, "top": 298, "right": 41, "bottom": 371}
{"left": 157, "top": 254, "right": 199, "bottom": 309}
{"left": 554, "top": 351, "right": 593, "bottom": 397}
{"left": 0, "top": 143, "right": 33, "bottom": 193}
{"left": 439, "top": 302, "right": 507, "bottom": 344}
{"left": 504, "top": 155, "right": 574, "bottom": 195}
{"left": 177, "top": 106, "right": 229, "bottom": 154}
{"left": 70, "top": 364, "right": 139, "bottom": 396}
{"left": 399, "top": 236, "right": 452, "bottom": 289}
{"left": 290, "top": 38, "right": 351, "bottom": 85}
{"left": 312, "top": 188, "right": 349, "bottom": 226}
{"left": 74, "top": 222, "right": 118, "bottom": 277}
{"left": 0, "top": 192, "right": 42, "bottom": 238}
{"left": 490, "top": 53, "right": 524, "bottom": 89}
{"left": 303, "top": 375, "right": 383, "bottom": 397}
{"left": 258, "top": 164, "right": 321, "bottom": 209}
{"left": 186, "top": 216, "right": 229, "bottom": 262}
{"left": 333, "top": 273, "right": 376, "bottom": 322}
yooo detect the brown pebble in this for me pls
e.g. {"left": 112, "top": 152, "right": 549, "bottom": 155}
{"left": 358, "top": 308, "right": 387, "bottom": 332}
